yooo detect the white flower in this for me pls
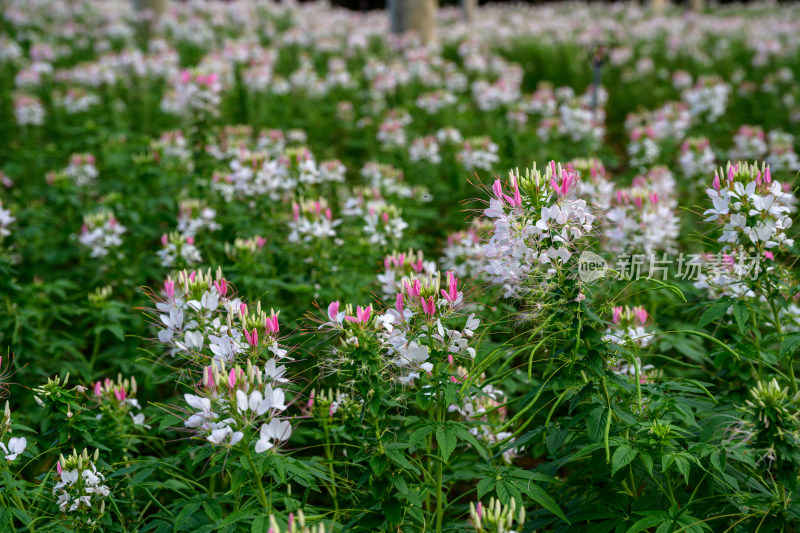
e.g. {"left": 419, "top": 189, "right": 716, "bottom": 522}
{"left": 254, "top": 418, "right": 292, "bottom": 453}
{"left": 0, "top": 436, "right": 26, "bottom": 461}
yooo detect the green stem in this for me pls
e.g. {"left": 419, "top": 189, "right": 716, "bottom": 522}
{"left": 243, "top": 446, "right": 270, "bottom": 511}
{"left": 434, "top": 398, "right": 446, "bottom": 533}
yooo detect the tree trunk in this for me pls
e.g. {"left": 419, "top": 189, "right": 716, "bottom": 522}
{"left": 133, "top": 0, "right": 167, "bottom": 38}
{"left": 389, "top": 0, "right": 437, "bottom": 45}
{"left": 460, "top": 0, "right": 476, "bottom": 23}
{"left": 650, "top": 0, "right": 667, "bottom": 15}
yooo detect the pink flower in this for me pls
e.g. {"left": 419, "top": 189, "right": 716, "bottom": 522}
{"left": 421, "top": 296, "right": 436, "bottom": 316}
{"left": 764, "top": 251, "right": 775, "bottom": 260}
{"left": 612, "top": 306, "right": 623, "bottom": 324}
{"left": 244, "top": 328, "right": 258, "bottom": 347}
{"left": 395, "top": 293, "right": 404, "bottom": 315}
{"left": 164, "top": 280, "right": 175, "bottom": 299}
{"left": 205, "top": 366, "right": 215, "bottom": 389}
{"left": 114, "top": 387, "right": 126, "bottom": 402}
{"left": 404, "top": 279, "right": 421, "bottom": 298}
{"left": 265, "top": 314, "right": 279, "bottom": 335}
{"left": 327, "top": 301, "right": 340, "bottom": 322}
{"left": 213, "top": 279, "right": 228, "bottom": 297}
{"left": 634, "top": 307, "right": 648, "bottom": 325}
{"left": 440, "top": 271, "right": 460, "bottom": 304}
{"left": 345, "top": 305, "right": 372, "bottom": 325}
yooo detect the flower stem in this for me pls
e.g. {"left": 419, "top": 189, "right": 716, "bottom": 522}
{"left": 243, "top": 446, "right": 270, "bottom": 511}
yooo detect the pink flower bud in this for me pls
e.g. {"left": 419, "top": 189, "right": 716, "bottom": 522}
{"left": 161, "top": 234, "right": 168, "bottom": 246}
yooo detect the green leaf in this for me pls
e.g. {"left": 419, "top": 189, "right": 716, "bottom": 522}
{"left": 452, "top": 423, "right": 488, "bottom": 460}
{"left": 780, "top": 334, "right": 800, "bottom": 358}
{"left": 545, "top": 425, "right": 567, "bottom": 454}
{"left": 625, "top": 515, "right": 668, "bottom": 533}
{"left": 674, "top": 456, "right": 691, "bottom": 484}
{"left": 528, "top": 484, "right": 570, "bottom": 524}
{"left": 250, "top": 516, "right": 267, "bottom": 533}
{"left": 710, "top": 452, "right": 724, "bottom": 473}
{"left": 611, "top": 445, "right": 638, "bottom": 476}
{"left": 408, "top": 424, "right": 434, "bottom": 445}
{"left": 495, "top": 479, "right": 511, "bottom": 505}
{"left": 203, "top": 500, "right": 223, "bottom": 522}
{"left": 587, "top": 406, "right": 606, "bottom": 443}
{"left": 436, "top": 426, "right": 457, "bottom": 462}
{"left": 698, "top": 301, "right": 730, "bottom": 328}
{"left": 382, "top": 498, "right": 402, "bottom": 525}
{"left": 732, "top": 302, "right": 749, "bottom": 334}
{"left": 476, "top": 477, "right": 496, "bottom": 499}
{"left": 639, "top": 450, "right": 653, "bottom": 475}
{"left": 385, "top": 448, "right": 414, "bottom": 471}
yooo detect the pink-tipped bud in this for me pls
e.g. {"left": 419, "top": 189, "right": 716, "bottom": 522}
{"left": 764, "top": 251, "right": 775, "bottom": 260}
{"left": 765, "top": 167, "right": 772, "bottom": 185}
{"left": 612, "top": 306, "right": 623, "bottom": 325}
{"left": 94, "top": 381, "right": 103, "bottom": 396}
{"left": 265, "top": 314, "right": 279, "bottom": 335}
{"left": 492, "top": 179, "right": 504, "bottom": 202}
{"left": 164, "top": 280, "right": 175, "bottom": 299}
{"left": 421, "top": 296, "right": 436, "bottom": 316}
{"left": 240, "top": 303, "right": 248, "bottom": 318}
{"left": 308, "top": 390, "right": 315, "bottom": 409}
{"left": 161, "top": 234, "right": 168, "bottom": 246}
{"left": 712, "top": 172, "right": 721, "bottom": 191}
{"left": 206, "top": 366, "right": 215, "bottom": 389}
{"left": 57, "top": 461, "right": 62, "bottom": 475}
{"left": 396, "top": 293, "right": 404, "bottom": 315}
{"left": 186, "top": 236, "right": 195, "bottom": 245}
{"left": 228, "top": 368, "right": 237, "bottom": 389}
{"left": 213, "top": 279, "right": 228, "bottom": 296}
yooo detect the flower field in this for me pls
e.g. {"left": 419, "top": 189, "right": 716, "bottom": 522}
{"left": 2, "top": 0, "right": 800, "bottom": 531}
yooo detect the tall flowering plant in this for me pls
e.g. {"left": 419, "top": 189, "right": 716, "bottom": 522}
{"left": 315, "top": 270, "right": 489, "bottom": 530}
{"left": 482, "top": 161, "right": 596, "bottom": 299}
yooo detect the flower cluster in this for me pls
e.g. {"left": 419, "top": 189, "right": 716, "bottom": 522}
{"left": 53, "top": 448, "right": 111, "bottom": 519}
{"left": 482, "top": 162, "right": 596, "bottom": 298}
{"left": 91, "top": 374, "right": 147, "bottom": 428}
{"left": 457, "top": 136, "right": 500, "bottom": 172}
{"left": 78, "top": 210, "right": 127, "bottom": 259}
{"left": 161, "top": 69, "right": 222, "bottom": 119}
{"left": 183, "top": 359, "right": 292, "bottom": 453}
{"left": 679, "top": 137, "right": 716, "bottom": 180}
{"left": 48, "top": 153, "right": 99, "bottom": 188}
{"left": 704, "top": 161, "right": 796, "bottom": 257}
{"left": 604, "top": 306, "right": 652, "bottom": 349}
{"left": 604, "top": 178, "right": 679, "bottom": 255}
{"left": 440, "top": 222, "right": 488, "bottom": 279}
{"left": 377, "top": 249, "right": 436, "bottom": 299}
{"left": 157, "top": 232, "right": 202, "bottom": 268}
{"left": 0, "top": 200, "right": 15, "bottom": 242}
{"left": 289, "top": 198, "right": 342, "bottom": 244}
{"left": 469, "top": 498, "right": 526, "bottom": 533}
